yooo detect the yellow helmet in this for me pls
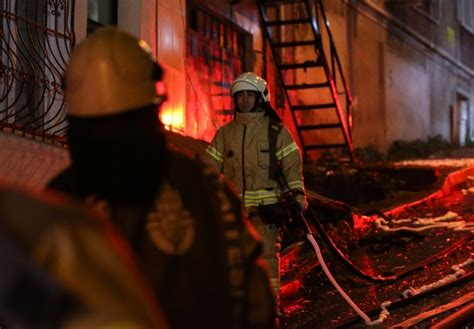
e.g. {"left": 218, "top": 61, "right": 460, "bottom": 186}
{"left": 64, "top": 27, "right": 164, "bottom": 117}
{"left": 230, "top": 72, "right": 270, "bottom": 102}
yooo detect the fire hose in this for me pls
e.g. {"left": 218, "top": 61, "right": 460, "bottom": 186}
{"left": 282, "top": 190, "right": 474, "bottom": 327}
{"left": 280, "top": 189, "right": 391, "bottom": 326}
{"left": 304, "top": 201, "right": 473, "bottom": 283}
{"left": 278, "top": 173, "right": 473, "bottom": 326}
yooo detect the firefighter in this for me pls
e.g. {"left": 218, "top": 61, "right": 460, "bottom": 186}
{"left": 205, "top": 72, "right": 308, "bottom": 318}
{"left": 0, "top": 182, "right": 169, "bottom": 329}
{"left": 49, "top": 27, "right": 275, "bottom": 329}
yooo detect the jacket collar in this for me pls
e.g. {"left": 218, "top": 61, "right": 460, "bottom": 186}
{"left": 234, "top": 111, "right": 265, "bottom": 125}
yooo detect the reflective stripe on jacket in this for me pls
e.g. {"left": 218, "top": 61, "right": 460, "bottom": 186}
{"left": 205, "top": 111, "right": 307, "bottom": 209}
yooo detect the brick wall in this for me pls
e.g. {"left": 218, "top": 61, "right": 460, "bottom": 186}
{"left": 0, "top": 132, "right": 70, "bottom": 189}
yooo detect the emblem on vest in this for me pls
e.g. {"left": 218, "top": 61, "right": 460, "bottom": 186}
{"left": 146, "top": 182, "right": 195, "bottom": 255}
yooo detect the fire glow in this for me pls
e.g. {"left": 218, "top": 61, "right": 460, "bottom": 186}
{"left": 160, "top": 105, "right": 185, "bottom": 132}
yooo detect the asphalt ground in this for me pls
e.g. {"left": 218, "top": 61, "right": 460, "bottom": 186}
{"left": 281, "top": 161, "right": 474, "bottom": 328}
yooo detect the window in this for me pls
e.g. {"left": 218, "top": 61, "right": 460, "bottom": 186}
{"left": 458, "top": 0, "right": 474, "bottom": 33}
{"left": 87, "top": 0, "right": 117, "bottom": 34}
{"left": 186, "top": 1, "right": 252, "bottom": 126}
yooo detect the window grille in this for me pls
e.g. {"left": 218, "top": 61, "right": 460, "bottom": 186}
{"left": 0, "top": 0, "right": 74, "bottom": 144}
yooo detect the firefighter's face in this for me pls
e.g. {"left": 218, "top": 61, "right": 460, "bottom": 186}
{"left": 236, "top": 90, "right": 257, "bottom": 113}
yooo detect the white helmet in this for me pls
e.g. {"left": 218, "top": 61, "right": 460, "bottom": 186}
{"left": 230, "top": 72, "right": 270, "bottom": 102}
{"left": 65, "top": 27, "right": 165, "bottom": 117}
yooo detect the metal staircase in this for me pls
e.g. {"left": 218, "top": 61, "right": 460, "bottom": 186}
{"left": 257, "top": 0, "right": 354, "bottom": 161}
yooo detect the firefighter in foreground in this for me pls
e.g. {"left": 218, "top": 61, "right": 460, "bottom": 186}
{"left": 49, "top": 27, "right": 275, "bottom": 328}
{"left": 205, "top": 72, "right": 308, "bottom": 319}
{"left": 0, "top": 182, "right": 169, "bottom": 328}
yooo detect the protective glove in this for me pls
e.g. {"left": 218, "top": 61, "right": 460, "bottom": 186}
{"left": 280, "top": 190, "right": 306, "bottom": 228}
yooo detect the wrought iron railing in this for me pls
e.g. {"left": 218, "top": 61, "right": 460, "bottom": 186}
{"left": 0, "top": 0, "right": 74, "bottom": 146}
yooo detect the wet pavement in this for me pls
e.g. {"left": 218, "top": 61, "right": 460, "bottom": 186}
{"left": 281, "top": 160, "right": 474, "bottom": 328}
{"left": 164, "top": 132, "right": 474, "bottom": 328}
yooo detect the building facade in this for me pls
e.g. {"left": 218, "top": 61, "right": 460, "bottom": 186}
{"left": 78, "top": 0, "right": 474, "bottom": 151}
{"left": 0, "top": 0, "right": 474, "bottom": 186}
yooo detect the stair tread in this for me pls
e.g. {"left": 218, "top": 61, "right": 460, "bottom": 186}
{"left": 298, "top": 123, "right": 342, "bottom": 130}
{"left": 292, "top": 103, "right": 335, "bottom": 110}
{"left": 272, "top": 40, "right": 315, "bottom": 47}
{"left": 266, "top": 18, "right": 311, "bottom": 26}
{"left": 278, "top": 60, "right": 323, "bottom": 69}
{"left": 286, "top": 82, "right": 329, "bottom": 89}
{"left": 304, "top": 143, "right": 347, "bottom": 150}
